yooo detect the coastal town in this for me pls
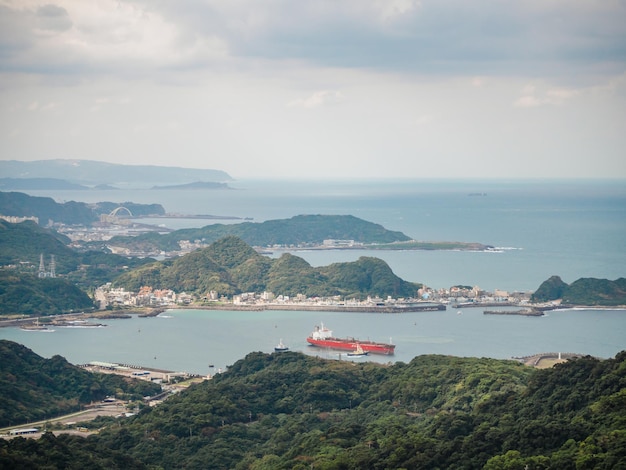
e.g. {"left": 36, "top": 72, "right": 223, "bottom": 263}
{"left": 94, "top": 282, "right": 534, "bottom": 312}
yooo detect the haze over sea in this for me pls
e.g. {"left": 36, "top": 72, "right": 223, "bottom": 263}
{"left": 4, "top": 178, "right": 625, "bottom": 374}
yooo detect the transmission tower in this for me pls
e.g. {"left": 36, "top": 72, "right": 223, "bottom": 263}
{"left": 49, "top": 255, "right": 56, "bottom": 278}
{"left": 38, "top": 253, "right": 45, "bottom": 277}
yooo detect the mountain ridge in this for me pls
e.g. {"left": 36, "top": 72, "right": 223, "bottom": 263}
{"left": 113, "top": 235, "right": 422, "bottom": 298}
{"left": 0, "top": 159, "right": 233, "bottom": 188}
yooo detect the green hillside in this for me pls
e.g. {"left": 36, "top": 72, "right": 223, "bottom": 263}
{"left": 102, "top": 214, "right": 412, "bottom": 252}
{"left": 2, "top": 349, "right": 625, "bottom": 469}
{"left": 0, "top": 219, "right": 154, "bottom": 290}
{"left": 0, "top": 340, "right": 161, "bottom": 428}
{"left": 113, "top": 235, "right": 422, "bottom": 298}
{"left": 0, "top": 271, "right": 94, "bottom": 316}
{"left": 532, "top": 275, "right": 626, "bottom": 306}
{"left": 0, "top": 219, "right": 79, "bottom": 273}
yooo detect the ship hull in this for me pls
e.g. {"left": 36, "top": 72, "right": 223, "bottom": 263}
{"left": 307, "top": 337, "right": 395, "bottom": 355}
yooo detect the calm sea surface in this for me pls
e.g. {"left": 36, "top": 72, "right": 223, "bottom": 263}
{"left": 8, "top": 179, "right": 626, "bottom": 371}
{"left": 1, "top": 307, "right": 625, "bottom": 376}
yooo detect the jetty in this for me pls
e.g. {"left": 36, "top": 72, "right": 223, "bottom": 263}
{"left": 483, "top": 309, "right": 543, "bottom": 316}
{"left": 191, "top": 303, "right": 446, "bottom": 313}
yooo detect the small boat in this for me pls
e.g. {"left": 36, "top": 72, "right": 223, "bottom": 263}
{"left": 347, "top": 343, "right": 369, "bottom": 358}
{"left": 274, "top": 339, "right": 289, "bottom": 352}
{"left": 20, "top": 318, "right": 54, "bottom": 332}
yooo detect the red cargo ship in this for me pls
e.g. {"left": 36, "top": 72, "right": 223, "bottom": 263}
{"left": 306, "top": 323, "right": 395, "bottom": 355}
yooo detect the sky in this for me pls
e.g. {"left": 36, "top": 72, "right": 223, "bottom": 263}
{"left": 1, "top": 0, "right": 625, "bottom": 180}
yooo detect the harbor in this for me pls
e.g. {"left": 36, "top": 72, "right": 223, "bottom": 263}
{"left": 1, "top": 307, "right": 623, "bottom": 377}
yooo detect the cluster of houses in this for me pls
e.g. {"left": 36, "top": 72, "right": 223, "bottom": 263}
{"left": 94, "top": 282, "right": 531, "bottom": 310}
{"left": 419, "top": 285, "right": 531, "bottom": 304}
{"left": 94, "top": 283, "right": 193, "bottom": 309}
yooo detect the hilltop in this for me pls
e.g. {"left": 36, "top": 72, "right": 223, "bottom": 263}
{"left": 532, "top": 275, "right": 626, "bottom": 306}
{"left": 1, "top": 347, "right": 625, "bottom": 468}
{"left": 113, "top": 235, "right": 422, "bottom": 298}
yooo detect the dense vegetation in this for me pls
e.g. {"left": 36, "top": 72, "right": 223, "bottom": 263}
{"left": 0, "top": 219, "right": 154, "bottom": 292}
{"left": 2, "top": 347, "right": 625, "bottom": 469}
{"left": 113, "top": 235, "right": 422, "bottom": 298}
{"left": 101, "top": 214, "right": 412, "bottom": 252}
{"left": 0, "top": 271, "right": 94, "bottom": 316}
{"left": 532, "top": 275, "right": 626, "bottom": 306}
{"left": 0, "top": 191, "right": 165, "bottom": 226}
{"left": 0, "top": 340, "right": 161, "bottom": 428}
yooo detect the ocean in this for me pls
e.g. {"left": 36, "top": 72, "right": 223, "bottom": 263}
{"left": 4, "top": 178, "right": 625, "bottom": 372}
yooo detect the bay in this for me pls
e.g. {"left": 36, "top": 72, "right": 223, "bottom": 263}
{"left": 1, "top": 307, "right": 625, "bottom": 376}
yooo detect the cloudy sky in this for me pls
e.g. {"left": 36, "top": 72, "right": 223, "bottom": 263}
{"left": 1, "top": 0, "right": 625, "bottom": 179}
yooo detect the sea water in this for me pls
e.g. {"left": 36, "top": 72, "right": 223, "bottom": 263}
{"left": 7, "top": 178, "right": 626, "bottom": 371}
{"left": 1, "top": 307, "right": 625, "bottom": 376}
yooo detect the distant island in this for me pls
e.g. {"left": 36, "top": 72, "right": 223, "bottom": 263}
{"left": 151, "top": 181, "right": 232, "bottom": 190}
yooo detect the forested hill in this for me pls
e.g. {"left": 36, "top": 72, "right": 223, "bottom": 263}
{"left": 0, "top": 340, "right": 160, "bottom": 428}
{"left": 532, "top": 275, "right": 626, "bottom": 306}
{"left": 101, "top": 214, "right": 412, "bottom": 252}
{"left": 113, "top": 235, "right": 421, "bottom": 298}
{"left": 0, "top": 270, "right": 94, "bottom": 315}
{"left": 2, "top": 350, "right": 625, "bottom": 468}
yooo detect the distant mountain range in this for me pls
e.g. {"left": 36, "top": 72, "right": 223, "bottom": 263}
{"left": 0, "top": 178, "right": 90, "bottom": 190}
{"left": 0, "top": 159, "right": 233, "bottom": 189}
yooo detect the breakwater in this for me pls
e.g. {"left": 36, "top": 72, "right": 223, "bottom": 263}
{"left": 484, "top": 309, "right": 543, "bottom": 316}
{"left": 189, "top": 303, "right": 447, "bottom": 313}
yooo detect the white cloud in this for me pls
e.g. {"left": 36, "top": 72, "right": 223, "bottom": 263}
{"left": 514, "top": 86, "right": 581, "bottom": 107}
{"left": 374, "top": 0, "right": 421, "bottom": 21}
{"left": 0, "top": 0, "right": 229, "bottom": 78}
{"left": 1, "top": 1, "right": 625, "bottom": 179}
{"left": 414, "top": 114, "right": 434, "bottom": 126}
{"left": 288, "top": 90, "right": 345, "bottom": 109}
{"left": 546, "top": 89, "right": 580, "bottom": 101}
